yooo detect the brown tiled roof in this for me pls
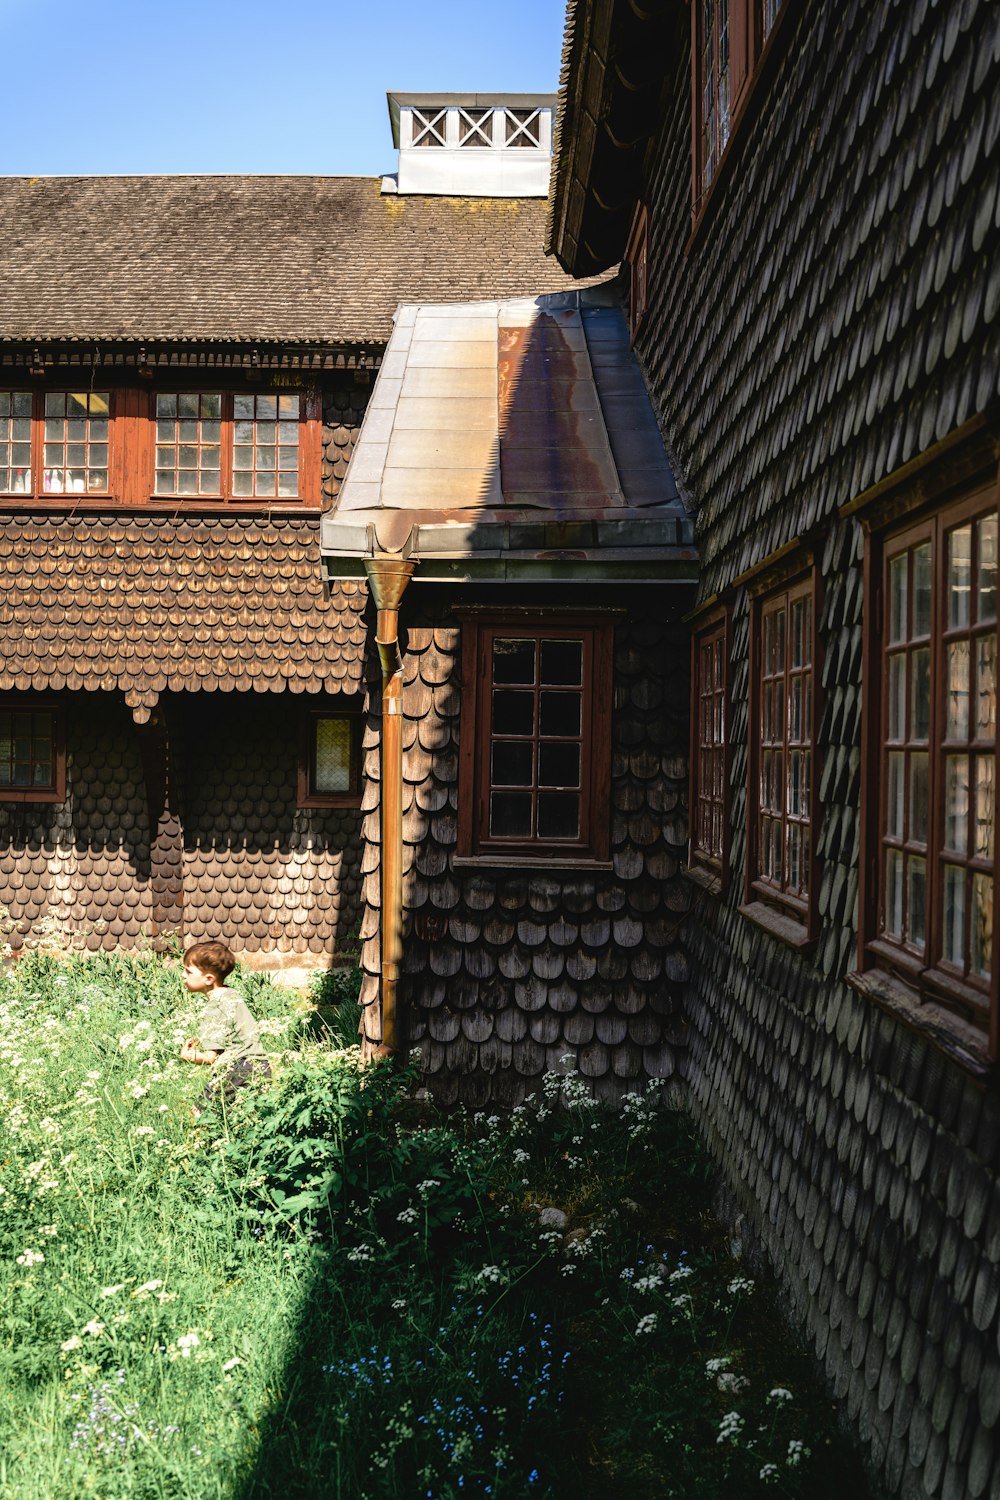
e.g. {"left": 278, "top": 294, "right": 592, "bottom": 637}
{"left": 0, "top": 512, "right": 367, "bottom": 713}
{"left": 0, "top": 176, "right": 597, "bottom": 346}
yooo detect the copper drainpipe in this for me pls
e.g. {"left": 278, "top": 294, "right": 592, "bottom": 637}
{"left": 364, "top": 555, "right": 415, "bottom": 1061}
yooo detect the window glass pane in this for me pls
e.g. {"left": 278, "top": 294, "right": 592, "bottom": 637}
{"left": 888, "top": 653, "right": 906, "bottom": 740}
{"left": 971, "top": 873, "right": 993, "bottom": 979}
{"left": 537, "top": 792, "right": 579, "bottom": 839}
{"left": 977, "top": 517, "right": 997, "bottom": 623}
{"left": 178, "top": 393, "right": 200, "bottom": 420}
{"left": 888, "top": 553, "right": 908, "bottom": 644}
{"left": 313, "top": 718, "right": 351, "bottom": 793}
{"left": 539, "top": 639, "right": 583, "bottom": 686}
{"left": 490, "top": 791, "right": 531, "bottom": 838}
{"left": 885, "top": 849, "right": 903, "bottom": 937}
{"left": 787, "top": 749, "right": 801, "bottom": 817}
{"left": 910, "top": 647, "right": 930, "bottom": 740}
{"left": 945, "top": 640, "right": 970, "bottom": 739}
{"left": 975, "top": 756, "right": 994, "bottom": 859}
{"left": 539, "top": 691, "right": 581, "bottom": 738}
{"left": 943, "top": 865, "right": 966, "bottom": 967}
{"left": 538, "top": 742, "right": 580, "bottom": 789}
{"left": 948, "top": 524, "right": 972, "bottom": 629}
{"left": 233, "top": 471, "right": 253, "bottom": 496}
{"left": 492, "top": 690, "right": 533, "bottom": 737}
{"left": 909, "top": 751, "right": 928, "bottom": 843}
{"left": 491, "top": 742, "right": 533, "bottom": 787}
{"left": 976, "top": 634, "right": 996, "bottom": 739}
{"left": 234, "top": 395, "right": 255, "bottom": 421}
{"left": 278, "top": 395, "right": 299, "bottom": 419}
{"left": 492, "top": 639, "right": 535, "bottom": 684}
{"left": 913, "top": 543, "right": 932, "bottom": 636}
{"left": 908, "top": 856, "right": 926, "bottom": 950}
{"left": 0, "top": 710, "right": 54, "bottom": 788}
{"left": 787, "top": 822, "right": 800, "bottom": 890}
{"left": 945, "top": 755, "right": 969, "bottom": 853}
{"left": 277, "top": 472, "right": 298, "bottom": 497}
{"left": 202, "top": 394, "right": 222, "bottom": 419}
{"left": 256, "top": 396, "right": 277, "bottom": 420}
{"left": 886, "top": 752, "right": 905, "bottom": 839}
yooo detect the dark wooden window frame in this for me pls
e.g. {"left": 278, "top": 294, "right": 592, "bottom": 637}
{"left": 297, "top": 706, "right": 363, "bottom": 809}
{"left": 625, "top": 204, "right": 650, "bottom": 342}
{"left": 0, "top": 383, "right": 322, "bottom": 509}
{"left": 844, "top": 417, "right": 1000, "bottom": 1074}
{"left": 687, "top": 605, "right": 731, "bottom": 890}
{"left": 456, "top": 609, "right": 616, "bottom": 868}
{"left": 0, "top": 699, "right": 66, "bottom": 804}
{"left": 860, "top": 488, "right": 998, "bottom": 1056}
{"left": 688, "top": 0, "right": 796, "bottom": 243}
{"left": 741, "top": 561, "right": 822, "bottom": 949}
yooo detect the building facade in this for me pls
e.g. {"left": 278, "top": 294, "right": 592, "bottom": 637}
{"left": 548, "top": 1, "right": 1000, "bottom": 1497}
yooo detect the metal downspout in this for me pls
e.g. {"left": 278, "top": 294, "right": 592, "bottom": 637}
{"left": 364, "top": 555, "right": 415, "bottom": 1061}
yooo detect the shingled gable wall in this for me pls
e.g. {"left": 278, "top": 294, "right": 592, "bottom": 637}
{"left": 620, "top": 1, "right": 1000, "bottom": 1496}
{"left": 356, "top": 599, "right": 691, "bottom": 1105}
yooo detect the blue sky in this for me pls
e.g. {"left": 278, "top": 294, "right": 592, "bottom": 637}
{"left": 0, "top": 0, "right": 566, "bottom": 176}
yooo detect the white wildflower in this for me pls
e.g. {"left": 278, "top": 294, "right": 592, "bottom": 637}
{"left": 100, "top": 1283, "right": 128, "bottom": 1298}
{"left": 60, "top": 1336, "right": 82, "bottom": 1352}
{"left": 635, "top": 1313, "right": 658, "bottom": 1336}
{"left": 396, "top": 1206, "right": 418, "bottom": 1225}
{"left": 15, "top": 1249, "right": 45, "bottom": 1267}
{"left": 717, "top": 1411, "right": 744, "bottom": 1445}
{"left": 768, "top": 1387, "right": 793, "bottom": 1404}
{"left": 759, "top": 1463, "right": 779, "bottom": 1482}
{"left": 786, "top": 1439, "right": 810, "bottom": 1467}
{"left": 81, "top": 1319, "right": 105, "bottom": 1336}
{"left": 222, "top": 1356, "right": 242, "bottom": 1372}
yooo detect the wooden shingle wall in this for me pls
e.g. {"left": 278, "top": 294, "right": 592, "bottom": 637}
{"left": 357, "top": 605, "right": 691, "bottom": 1105}
{"left": 0, "top": 696, "right": 154, "bottom": 948}
{"left": 181, "top": 696, "right": 363, "bottom": 958}
{"left": 631, "top": 2, "right": 1000, "bottom": 1497}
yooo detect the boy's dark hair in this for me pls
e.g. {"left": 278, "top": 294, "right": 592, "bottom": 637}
{"left": 183, "top": 941, "right": 237, "bottom": 983}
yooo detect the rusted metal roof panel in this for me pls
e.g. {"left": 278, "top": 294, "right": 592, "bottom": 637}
{"left": 321, "top": 286, "right": 693, "bottom": 582}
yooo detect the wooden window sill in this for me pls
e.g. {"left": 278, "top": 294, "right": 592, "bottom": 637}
{"left": 0, "top": 498, "right": 316, "bottom": 516}
{"left": 297, "top": 796, "right": 362, "bottom": 811}
{"left": 739, "top": 899, "right": 815, "bottom": 952}
{"left": 682, "top": 860, "right": 724, "bottom": 896}
{"left": 0, "top": 789, "right": 64, "bottom": 804}
{"left": 452, "top": 854, "right": 614, "bottom": 873}
{"left": 846, "top": 966, "right": 994, "bottom": 1082}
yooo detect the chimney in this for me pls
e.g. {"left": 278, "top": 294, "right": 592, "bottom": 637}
{"left": 383, "top": 92, "right": 555, "bottom": 197}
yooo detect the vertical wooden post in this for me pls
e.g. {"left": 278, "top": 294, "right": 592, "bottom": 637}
{"left": 363, "top": 556, "right": 415, "bottom": 1060}
{"left": 135, "top": 704, "right": 184, "bottom": 950}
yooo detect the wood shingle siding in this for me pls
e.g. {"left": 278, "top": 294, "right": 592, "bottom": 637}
{"left": 357, "top": 604, "right": 691, "bottom": 1104}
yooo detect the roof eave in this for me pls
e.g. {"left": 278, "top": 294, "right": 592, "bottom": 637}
{"left": 547, "top": 0, "right": 685, "bottom": 276}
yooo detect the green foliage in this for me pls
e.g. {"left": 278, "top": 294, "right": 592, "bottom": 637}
{"left": 0, "top": 953, "right": 873, "bottom": 1500}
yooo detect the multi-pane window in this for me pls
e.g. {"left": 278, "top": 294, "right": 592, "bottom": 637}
{"left": 690, "top": 613, "right": 729, "bottom": 876}
{"left": 0, "top": 706, "right": 64, "bottom": 802}
{"left": 751, "top": 580, "right": 815, "bottom": 921}
{"left": 155, "top": 394, "right": 221, "bottom": 496}
{"left": 233, "top": 393, "right": 300, "bottom": 498}
{"left": 0, "top": 393, "right": 32, "bottom": 494}
{"left": 874, "top": 497, "right": 997, "bottom": 1026}
{"left": 43, "top": 392, "right": 109, "bottom": 494}
{"left": 298, "top": 711, "right": 360, "bottom": 807}
{"left": 699, "top": 0, "right": 731, "bottom": 196}
{"left": 693, "top": 0, "right": 785, "bottom": 207}
{"left": 458, "top": 615, "right": 614, "bottom": 861}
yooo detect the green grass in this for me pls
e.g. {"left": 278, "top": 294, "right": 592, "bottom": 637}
{"left": 0, "top": 950, "right": 873, "bottom": 1499}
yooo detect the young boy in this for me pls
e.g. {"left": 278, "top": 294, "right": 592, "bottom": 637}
{"left": 179, "top": 941, "right": 271, "bottom": 1109}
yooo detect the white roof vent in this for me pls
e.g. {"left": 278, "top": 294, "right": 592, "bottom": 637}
{"left": 384, "top": 93, "right": 555, "bottom": 197}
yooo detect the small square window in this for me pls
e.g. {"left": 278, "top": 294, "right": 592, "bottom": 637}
{"left": 0, "top": 703, "right": 66, "bottom": 803}
{"left": 298, "top": 710, "right": 361, "bottom": 808}
{"left": 457, "top": 613, "right": 615, "bottom": 863}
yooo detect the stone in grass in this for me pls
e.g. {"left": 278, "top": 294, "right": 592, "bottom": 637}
{"left": 538, "top": 1206, "right": 569, "bottom": 1231}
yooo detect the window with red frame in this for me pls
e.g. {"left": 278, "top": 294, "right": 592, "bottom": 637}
{"left": 689, "top": 611, "right": 729, "bottom": 879}
{"left": 693, "top": 0, "right": 786, "bottom": 209}
{"left": 0, "top": 703, "right": 66, "bottom": 802}
{"left": 745, "top": 574, "right": 818, "bottom": 940}
{"left": 625, "top": 206, "right": 649, "bottom": 338}
{"left": 865, "top": 488, "right": 997, "bottom": 1040}
{"left": 155, "top": 391, "right": 311, "bottom": 500}
{"left": 458, "top": 614, "right": 614, "bottom": 861}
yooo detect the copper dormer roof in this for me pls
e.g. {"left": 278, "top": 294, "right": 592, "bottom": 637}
{"left": 321, "top": 285, "right": 695, "bottom": 586}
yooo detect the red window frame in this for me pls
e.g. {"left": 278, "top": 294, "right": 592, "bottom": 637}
{"left": 297, "top": 707, "right": 363, "bottom": 809}
{"left": 0, "top": 385, "right": 322, "bottom": 507}
{"left": 0, "top": 701, "right": 66, "bottom": 804}
{"left": 457, "top": 611, "right": 615, "bottom": 864}
{"left": 690, "top": 0, "right": 790, "bottom": 223}
{"left": 743, "top": 571, "right": 820, "bottom": 943}
{"left": 861, "top": 485, "right": 998, "bottom": 1050}
{"left": 688, "top": 608, "right": 730, "bottom": 884}
{"left": 625, "top": 204, "right": 650, "bottom": 340}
